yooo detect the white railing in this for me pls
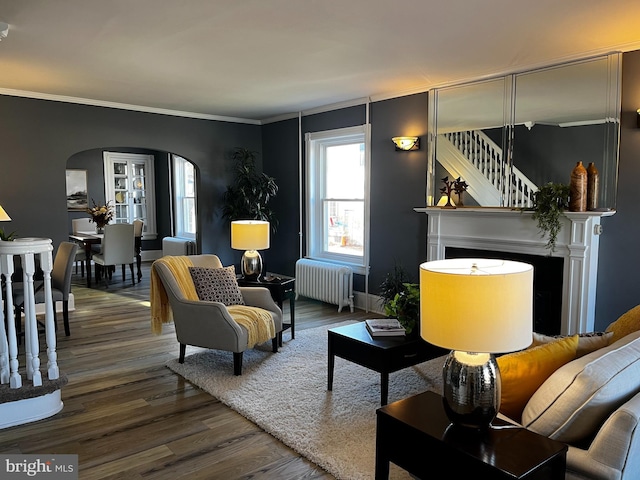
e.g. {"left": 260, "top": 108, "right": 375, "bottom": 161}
{"left": 0, "top": 238, "right": 58, "bottom": 390}
{"left": 442, "top": 130, "right": 537, "bottom": 208}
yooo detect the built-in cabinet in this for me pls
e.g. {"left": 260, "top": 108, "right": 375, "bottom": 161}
{"left": 103, "top": 152, "right": 157, "bottom": 239}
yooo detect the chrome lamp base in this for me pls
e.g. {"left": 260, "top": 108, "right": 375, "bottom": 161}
{"left": 240, "top": 249, "right": 263, "bottom": 280}
{"left": 442, "top": 350, "right": 501, "bottom": 430}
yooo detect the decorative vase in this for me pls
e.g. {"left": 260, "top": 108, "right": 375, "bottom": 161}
{"left": 587, "top": 162, "right": 599, "bottom": 211}
{"left": 96, "top": 225, "right": 105, "bottom": 234}
{"left": 569, "top": 161, "right": 587, "bottom": 212}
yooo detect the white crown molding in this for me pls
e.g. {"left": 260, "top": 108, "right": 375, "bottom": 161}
{"left": 0, "top": 88, "right": 261, "bottom": 125}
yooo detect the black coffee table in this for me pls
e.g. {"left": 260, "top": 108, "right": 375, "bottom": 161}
{"left": 327, "top": 322, "right": 447, "bottom": 405}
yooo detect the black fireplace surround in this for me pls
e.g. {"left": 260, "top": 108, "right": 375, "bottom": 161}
{"left": 445, "top": 247, "right": 564, "bottom": 335}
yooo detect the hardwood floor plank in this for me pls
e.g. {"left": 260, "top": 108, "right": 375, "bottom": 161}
{"left": 0, "top": 262, "right": 384, "bottom": 479}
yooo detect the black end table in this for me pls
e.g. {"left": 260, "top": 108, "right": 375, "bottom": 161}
{"left": 375, "top": 390, "right": 567, "bottom": 479}
{"left": 237, "top": 273, "right": 295, "bottom": 346}
{"left": 327, "top": 322, "right": 448, "bottom": 405}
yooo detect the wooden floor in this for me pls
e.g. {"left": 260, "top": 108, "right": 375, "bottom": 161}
{"left": 0, "top": 263, "right": 380, "bottom": 479}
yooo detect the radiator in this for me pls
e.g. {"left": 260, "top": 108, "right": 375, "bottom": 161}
{"left": 162, "top": 237, "right": 196, "bottom": 256}
{"left": 295, "top": 258, "right": 354, "bottom": 312}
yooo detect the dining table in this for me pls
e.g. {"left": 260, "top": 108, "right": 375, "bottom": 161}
{"left": 69, "top": 231, "right": 103, "bottom": 287}
{"left": 69, "top": 230, "right": 143, "bottom": 287}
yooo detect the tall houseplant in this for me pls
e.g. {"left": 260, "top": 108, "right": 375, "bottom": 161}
{"left": 222, "top": 148, "right": 279, "bottom": 229}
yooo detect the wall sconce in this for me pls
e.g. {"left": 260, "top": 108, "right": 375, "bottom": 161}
{"left": 637, "top": 109, "right": 640, "bottom": 128}
{"left": 392, "top": 136, "right": 420, "bottom": 151}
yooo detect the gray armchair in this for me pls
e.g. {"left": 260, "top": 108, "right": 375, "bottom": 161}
{"left": 151, "top": 254, "right": 283, "bottom": 375}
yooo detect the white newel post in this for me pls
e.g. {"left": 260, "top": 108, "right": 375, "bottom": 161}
{"left": 415, "top": 207, "right": 614, "bottom": 335}
{"left": 0, "top": 238, "right": 57, "bottom": 388}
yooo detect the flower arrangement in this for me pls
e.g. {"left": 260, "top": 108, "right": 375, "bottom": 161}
{"left": 86, "top": 199, "right": 114, "bottom": 229}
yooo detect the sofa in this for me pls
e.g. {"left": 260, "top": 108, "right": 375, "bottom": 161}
{"left": 498, "top": 307, "right": 640, "bottom": 480}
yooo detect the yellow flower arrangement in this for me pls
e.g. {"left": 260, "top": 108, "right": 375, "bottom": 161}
{"left": 86, "top": 199, "right": 114, "bottom": 228}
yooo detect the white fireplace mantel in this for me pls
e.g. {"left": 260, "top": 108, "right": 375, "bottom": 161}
{"left": 414, "top": 207, "right": 615, "bottom": 335}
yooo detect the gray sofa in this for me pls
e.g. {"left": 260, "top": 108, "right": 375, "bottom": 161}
{"left": 509, "top": 330, "right": 640, "bottom": 479}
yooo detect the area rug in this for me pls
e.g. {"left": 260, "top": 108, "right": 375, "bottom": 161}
{"left": 166, "top": 321, "right": 446, "bottom": 480}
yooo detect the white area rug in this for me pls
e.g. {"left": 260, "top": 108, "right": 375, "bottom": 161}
{"left": 166, "top": 321, "right": 446, "bottom": 480}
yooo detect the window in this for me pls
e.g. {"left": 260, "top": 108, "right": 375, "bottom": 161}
{"left": 305, "top": 125, "right": 370, "bottom": 274}
{"left": 172, "top": 155, "right": 197, "bottom": 240}
{"left": 103, "top": 152, "right": 157, "bottom": 239}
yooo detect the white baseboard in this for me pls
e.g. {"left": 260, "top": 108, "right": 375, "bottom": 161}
{"left": 352, "top": 291, "right": 385, "bottom": 315}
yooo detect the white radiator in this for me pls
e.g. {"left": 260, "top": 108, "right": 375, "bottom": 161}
{"left": 295, "top": 258, "right": 354, "bottom": 313}
{"left": 162, "top": 237, "right": 196, "bottom": 256}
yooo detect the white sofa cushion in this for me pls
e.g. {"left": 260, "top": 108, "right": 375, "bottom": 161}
{"left": 522, "top": 330, "right": 640, "bottom": 443}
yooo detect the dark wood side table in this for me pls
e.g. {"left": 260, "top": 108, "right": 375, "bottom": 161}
{"left": 328, "top": 322, "right": 448, "bottom": 406}
{"left": 375, "top": 390, "right": 567, "bottom": 480}
{"left": 237, "top": 273, "right": 295, "bottom": 345}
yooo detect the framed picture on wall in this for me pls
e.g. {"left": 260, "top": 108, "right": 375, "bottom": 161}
{"left": 66, "top": 169, "right": 88, "bottom": 211}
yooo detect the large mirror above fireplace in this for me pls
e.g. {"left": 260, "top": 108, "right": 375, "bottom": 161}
{"left": 427, "top": 53, "right": 622, "bottom": 210}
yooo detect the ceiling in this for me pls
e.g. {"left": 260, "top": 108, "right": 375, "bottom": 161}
{"left": 1, "top": 0, "right": 640, "bottom": 123}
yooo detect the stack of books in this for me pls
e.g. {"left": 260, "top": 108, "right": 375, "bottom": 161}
{"left": 365, "top": 318, "right": 406, "bottom": 337}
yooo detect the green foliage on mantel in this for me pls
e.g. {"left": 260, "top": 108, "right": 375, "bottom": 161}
{"left": 525, "top": 182, "right": 570, "bottom": 255}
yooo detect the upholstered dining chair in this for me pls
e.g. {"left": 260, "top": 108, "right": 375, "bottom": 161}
{"left": 133, "top": 219, "right": 144, "bottom": 281}
{"left": 92, "top": 223, "right": 136, "bottom": 286}
{"left": 13, "top": 241, "right": 79, "bottom": 337}
{"left": 151, "top": 254, "right": 283, "bottom": 375}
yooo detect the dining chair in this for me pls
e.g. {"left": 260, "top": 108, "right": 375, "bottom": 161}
{"left": 133, "top": 219, "right": 144, "bottom": 281}
{"left": 92, "top": 223, "right": 136, "bottom": 286}
{"left": 13, "top": 241, "right": 79, "bottom": 336}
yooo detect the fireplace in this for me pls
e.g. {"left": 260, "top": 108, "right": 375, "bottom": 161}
{"left": 414, "top": 207, "right": 614, "bottom": 334}
{"left": 445, "top": 247, "right": 564, "bottom": 335}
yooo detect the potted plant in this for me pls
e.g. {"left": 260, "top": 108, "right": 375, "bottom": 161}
{"left": 378, "top": 263, "right": 420, "bottom": 336}
{"left": 222, "top": 147, "right": 279, "bottom": 229}
{"left": 0, "top": 227, "right": 16, "bottom": 241}
{"left": 527, "top": 182, "right": 570, "bottom": 254}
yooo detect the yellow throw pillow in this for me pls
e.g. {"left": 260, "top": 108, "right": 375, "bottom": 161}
{"left": 531, "top": 331, "right": 613, "bottom": 358}
{"left": 605, "top": 304, "right": 640, "bottom": 343}
{"left": 497, "top": 335, "right": 579, "bottom": 422}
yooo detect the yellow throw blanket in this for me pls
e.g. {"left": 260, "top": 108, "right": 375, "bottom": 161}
{"left": 150, "top": 256, "right": 197, "bottom": 335}
{"left": 150, "top": 256, "right": 275, "bottom": 347}
{"left": 228, "top": 305, "right": 276, "bottom": 348}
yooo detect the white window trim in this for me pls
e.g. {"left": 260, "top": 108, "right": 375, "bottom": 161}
{"left": 172, "top": 155, "right": 196, "bottom": 240}
{"left": 305, "top": 124, "right": 371, "bottom": 275}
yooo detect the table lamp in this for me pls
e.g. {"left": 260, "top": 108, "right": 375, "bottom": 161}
{"left": 231, "top": 220, "right": 270, "bottom": 280}
{"left": 0, "top": 205, "right": 11, "bottom": 222}
{"left": 0, "top": 204, "right": 12, "bottom": 240}
{"left": 420, "top": 258, "right": 533, "bottom": 430}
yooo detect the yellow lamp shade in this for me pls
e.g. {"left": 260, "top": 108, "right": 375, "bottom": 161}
{"left": 0, "top": 205, "right": 11, "bottom": 221}
{"left": 231, "top": 220, "right": 270, "bottom": 250}
{"left": 420, "top": 258, "right": 533, "bottom": 353}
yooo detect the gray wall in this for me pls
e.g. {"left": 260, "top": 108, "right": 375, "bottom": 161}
{"left": 595, "top": 49, "right": 640, "bottom": 327}
{"left": 0, "top": 96, "right": 260, "bottom": 266}
{"left": 262, "top": 94, "right": 429, "bottom": 295}
{"left": 2, "top": 49, "right": 640, "bottom": 330}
